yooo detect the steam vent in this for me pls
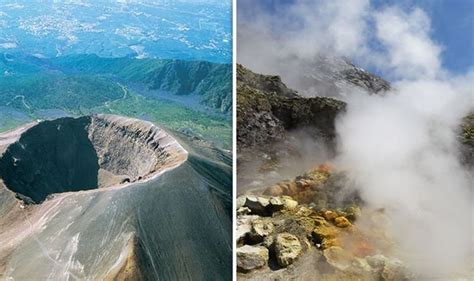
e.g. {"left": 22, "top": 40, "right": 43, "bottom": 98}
{"left": 0, "top": 114, "right": 187, "bottom": 204}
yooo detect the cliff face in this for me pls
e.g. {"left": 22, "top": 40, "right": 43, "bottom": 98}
{"left": 88, "top": 115, "right": 187, "bottom": 183}
{"left": 237, "top": 65, "right": 348, "bottom": 191}
{"left": 237, "top": 64, "right": 346, "bottom": 149}
{"left": 236, "top": 57, "right": 392, "bottom": 150}
{"left": 237, "top": 64, "right": 298, "bottom": 98}
{"left": 0, "top": 115, "right": 232, "bottom": 280}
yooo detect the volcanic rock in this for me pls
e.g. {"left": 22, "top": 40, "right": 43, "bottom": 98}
{"left": 312, "top": 225, "right": 341, "bottom": 249}
{"left": 322, "top": 210, "right": 338, "bottom": 221}
{"left": 237, "top": 207, "right": 252, "bottom": 216}
{"left": 262, "top": 166, "right": 362, "bottom": 208}
{"left": 237, "top": 215, "right": 259, "bottom": 244}
{"left": 236, "top": 195, "right": 247, "bottom": 209}
{"left": 268, "top": 196, "right": 285, "bottom": 212}
{"left": 281, "top": 196, "right": 298, "bottom": 210}
{"left": 269, "top": 196, "right": 298, "bottom": 211}
{"left": 267, "top": 55, "right": 391, "bottom": 99}
{"left": 237, "top": 65, "right": 347, "bottom": 150}
{"left": 274, "top": 233, "right": 302, "bottom": 267}
{"left": 237, "top": 245, "right": 269, "bottom": 272}
{"left": 248, "top": 218, "right": 274, "bottom": 243}
{"left": 334, "top": 216, "right": 351, "bottom": 228}
{"left": 243, "top": 195, "right": 270, "bottom": 216}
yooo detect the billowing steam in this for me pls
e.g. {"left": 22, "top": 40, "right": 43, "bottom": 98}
{"left": 238, "top": 0, "right": 474, "bottom": 277}
{"left": 336, "top": 79, "right": 473, "bottom": 277}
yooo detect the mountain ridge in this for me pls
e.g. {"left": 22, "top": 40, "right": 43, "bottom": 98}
{"left": 1, "top": 53, "right": 232, "bottom": 114}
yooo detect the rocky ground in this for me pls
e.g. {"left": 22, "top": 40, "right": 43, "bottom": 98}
{"left": 236, "top": 64, "right": 474, "bottom": 280}
{"left": 236, "top": 164, "right": 412, "bottom": 281}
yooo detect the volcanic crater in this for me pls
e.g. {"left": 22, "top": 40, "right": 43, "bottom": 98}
{"left": 0, "top": 114, "right": 187, "bottom": 204}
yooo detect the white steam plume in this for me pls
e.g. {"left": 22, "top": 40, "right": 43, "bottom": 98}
{"left": 336, "top": 78, "right": 473, "bottom": 277}
{"left": 334, "top": 4, "right": 473, "bottom": 277}
{"left": 239, "top": 0, "right": 474, "bottom": 277}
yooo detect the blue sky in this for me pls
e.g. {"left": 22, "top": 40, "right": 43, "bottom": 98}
{"left": 372, "top": 0, "right": 473, "bottom": 75}
{"left": 239, "top": 0, "right": 473, "bottom": 75}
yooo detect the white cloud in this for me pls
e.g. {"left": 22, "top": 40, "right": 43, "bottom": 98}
{"left": 238, "top": 0, "right": 370, "bottom": 75}
{"left": 374, "top": 7, "right": 442, "bottom": 80}
{"left": 238, "top": 0, "right": 446, "bottom": 82}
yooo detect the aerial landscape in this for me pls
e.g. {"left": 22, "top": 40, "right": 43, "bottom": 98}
{"left": 236, "top": 0, "right": 473, "bottom": 280}
{"left": 1, "top": 0, "right": 473, "bottom": 280}
{"left": 0, "top": 0, "right": 232, "bottom": 280}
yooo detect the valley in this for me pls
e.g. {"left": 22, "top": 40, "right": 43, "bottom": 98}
{"left": 0, "top": 53, "right": 232, "bottom": 149}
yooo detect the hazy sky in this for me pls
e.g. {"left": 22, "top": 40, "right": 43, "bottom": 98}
{"left": 238, "top": 0, "right": 473, "bottom": 76}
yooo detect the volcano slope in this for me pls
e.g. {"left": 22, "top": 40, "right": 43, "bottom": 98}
{"left": 0, "top": 114, "right": 232, "bottom": 280}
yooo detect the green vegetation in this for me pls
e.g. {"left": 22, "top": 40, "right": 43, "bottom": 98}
{"left": 50, "top": 55, "right": 232, "bottom": 113}
{"left": 86, "top": 93, "right": 231, "bottom": 149}
{"left": 0, "top": 74, "right": 123, "bottom": 113}
{"left": 0, "top": 55, "right": 231, "bottom": 148}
